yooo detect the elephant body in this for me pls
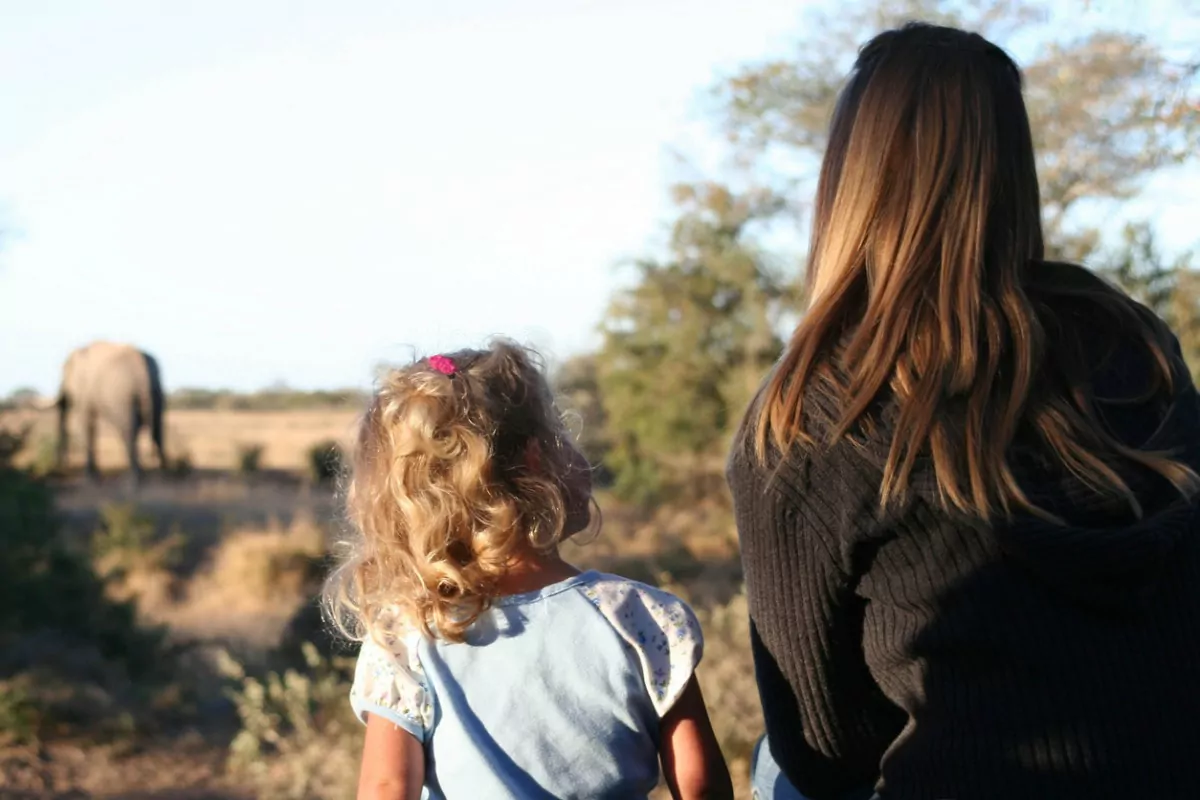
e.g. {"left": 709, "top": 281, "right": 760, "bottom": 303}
{"left": 56, "top": 341, "right": 166, "bottom": 482}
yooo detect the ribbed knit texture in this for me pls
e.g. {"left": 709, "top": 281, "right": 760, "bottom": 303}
{"left": 727, "top": 308, "right": 1200, "bottom": 800}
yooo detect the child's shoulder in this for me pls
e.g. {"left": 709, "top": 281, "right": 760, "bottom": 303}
{"left": 573, "top": 572, "right": 704, "bottom": 716}
{"left": 349, "top": 629, "right": 433, "bottom": 741}
{"left": 575, "top": 571, "right": 698, "bottom": 621}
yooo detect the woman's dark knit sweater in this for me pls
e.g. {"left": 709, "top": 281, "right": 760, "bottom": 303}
{"left": 727, "top": 311, "right": 1200, "bottom": 800}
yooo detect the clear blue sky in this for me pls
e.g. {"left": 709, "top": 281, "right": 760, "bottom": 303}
{"left": 1, "top": 0, "right": 1196, "bottom": 395}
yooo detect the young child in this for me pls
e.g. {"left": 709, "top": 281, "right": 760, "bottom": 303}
{"left": 324, "top": 340, "right": 733, "bottom": 800}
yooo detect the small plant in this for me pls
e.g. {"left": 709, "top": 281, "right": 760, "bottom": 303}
{"left": 0, "top": 424, "right": 31, "bottom": 469}
{"left": 0, "top": 681, "right": 39, "bottom": 745}
{"left": 92, "top": 503, "right": 185, "bottom": 589}
{"left": 93, "top": 503, "right": 157, "bottom": 557}
{"left": 237, "top": 443, "right": 266, "bottom": 475}
{"left": 306, "top": 440, "right": 343, "bottom": 485}
{"left": 165, "top": 451, "right": 194, "bottom": 479}
{"left": 0, "top": 467, "right": 171, "bottom": 744}
{"left": 220, "top": 642, "right": 359, "bottom": 800}
{"left": 29, "top": 435, "right": 59, "bottom": 477}
{"left": 206, "top": 524, "right": 324, "bottom": 602}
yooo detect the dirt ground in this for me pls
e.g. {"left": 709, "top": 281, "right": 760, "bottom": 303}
{"left": 1, "top": 408, "right": 358, "bottom": 473}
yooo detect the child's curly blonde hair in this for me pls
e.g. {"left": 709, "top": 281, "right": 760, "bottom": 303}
{"left": 323, "top": 340, "right": 591, "bottom": 644}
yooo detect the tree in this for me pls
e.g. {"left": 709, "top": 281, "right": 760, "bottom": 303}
{"left": 594, "top": 184, "right": 791, "bottom": 503}
{"left": 4, "top": 387, "right": 41, "bottom": 410}
{"left": 1102, "top": 223, "right": 1200, "bottom": 383}
{"left": 713, "top": 0, "right": 1199, "bottom": 261}
{"left": 594, "top": 0, "right": 1199, "bottom": 500}
{"left": 553, "top": 353, "right": 612, "bottom": 483}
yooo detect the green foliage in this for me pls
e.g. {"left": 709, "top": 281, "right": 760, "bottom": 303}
{"left": 219, "top": 643, "right": 359, "bottom": 800}
{"left": 595, "top": 184, "right": 790, "bottom": 503}
{"left": 0, "top": 424, "right": 30, "bottom": 469}
{"left": 1102, "top": 222, "right": 1200, "bottom": 383}
{"left": 92, "top": 502, "right": 185, "bottom": 583}
{"left": 29, "top": 435, "right": 58, "bottom": 478}
{"left": 0, "top": 471, "right": 163, "bottom": 667}
{"left": 0, "top": 466, "right": 169, "bottom": 741}
{"left": 608, "top": 445, "right": 668, "bottom": 508}
{"left": 170, "top": 387, "right": 367, "bottom": 412}
{"left": 554, "top": 354, "right": 612, "bottom": 479}
{"left": 307, "top": 440, "right": 344, "bottom": 485}
{"left": 712, "top": 0, "right": 1200, "bottom": 262}
{"left": 1, "top": 387, "right": 41, "bottom": 411}
{"left": 238, "top": 443, "right": 265, "bottom": 475}
{"left": 93, "top": 503, "right": 156, "bottom": 558}
{"left": 592, "top": 0, "right": 1200, "bottom": 504}
{"left": 0, "top": 681, "right": 38, "bottom": 745}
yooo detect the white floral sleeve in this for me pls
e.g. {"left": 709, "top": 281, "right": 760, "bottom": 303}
{"left": 580, "top": 576, "right": 704, "bottom": 717}
{"left": 349, "top": 633, "right": 434, "bottom": 741}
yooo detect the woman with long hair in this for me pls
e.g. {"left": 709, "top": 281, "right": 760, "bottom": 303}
{"left": 728, "top": 21, "right": 1200, "bottom": 800}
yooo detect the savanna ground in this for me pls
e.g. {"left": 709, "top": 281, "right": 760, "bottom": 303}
{"left": 0, "top": 408, "right": 759, "bottom": 799}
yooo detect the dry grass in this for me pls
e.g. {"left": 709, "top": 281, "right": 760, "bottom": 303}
{"left": 0, "top": 408, "right": 358, "bottom": 472}
{"left": 161, "top": 515, "right": 327, "bottom": 647}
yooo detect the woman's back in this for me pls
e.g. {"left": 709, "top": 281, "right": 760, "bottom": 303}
{"left": 730, "top": 295, "right": 1200, "bottom": 798}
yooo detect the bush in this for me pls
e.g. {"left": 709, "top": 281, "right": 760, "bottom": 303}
{"left": 169, "top": 387, "right": 367, "bottom": 412}
{"left": 609, "top": 449, "right": 667, "bottom": 509}
{"left": 0, "top": 681, "right": 38, "bottom": 745}
{"left": 657, "top": 575, "right": 762, "bottom": 773}
{"left": 0, "top": 425, "right": 31, "bottom": 469}
{"left": 237, "top": 443, "right": 265, "bottom": 475}
{"left": 219, "top": 643, "right": 359, "bottom": 800}
{"left": 29, "top": 435, "right": 59, "bottom": 478}
{"left": 306, "top": 440, "right": 343, "bottom": 485}
{"left": 276, "top": 599, "right": 345, "bottom": 669}
{"left": 165, "top": 451, "right": 194, "bottom": 479}
{"left": 91, "top": 503, "right": 185, "bottom": 604}
{"left": 205, "top": 524, "right": 324, "bottom": 603}
{"left": 0, "top": 465, "right": 170, "bottom": 741}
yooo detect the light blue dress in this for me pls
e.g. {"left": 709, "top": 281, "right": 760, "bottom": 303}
{"left": 349, "top": 570, "right": 703, "bottom": 799}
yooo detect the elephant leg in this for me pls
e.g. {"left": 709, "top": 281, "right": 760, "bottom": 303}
{"left": 125, "top": 407, "right": 143, "bottom": 489}
{"left": 56, "top": 395, "right": 70, "bottom": 473}
{"left": 152, "top": 412, "right": 167, "bottom": 471}
{"left": 84, "top": 410, "right": 99, "bottom": 481}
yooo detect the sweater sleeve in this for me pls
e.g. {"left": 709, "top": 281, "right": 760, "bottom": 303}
{"left": 731, "top": 451, "right": 905, "bottom": 800}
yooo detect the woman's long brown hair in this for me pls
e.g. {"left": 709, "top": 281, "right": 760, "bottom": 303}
{"left": 758, "top": 22, "right": 1198, "bottom": 520}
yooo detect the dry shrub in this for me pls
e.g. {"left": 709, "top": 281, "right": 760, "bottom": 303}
{"left": 206, "top": 519, "right": 325, "bottom": 603}
{"left": 91, "top": 503, "right": 185, "bottom": 610}
{"left": 28, "top": 435, "right": 58, "bottom": 478}
{"left": 0, "top": 469, "right": 172, "bottom": 747}
{"left": 165, "top": 451, "right": 194, "bottom": 479}
{"left": 168, "top": 517, "right": 327, "bottom": 646}
{"left": 0, "top": 424, "right": 31, "bottom": 468}
{"left": 306, "top": 440, "right": 343, "bottom": 485}
{"left": 238, "top": 443, "right": 265, "bottom": 475}
{"left": 658, "top": 575, "right": 762, "bottom": 776}
{"left": 0, "top": 681, "right": 38, "bottom": 746}
{"left": 694, "top": 591, "right": 762, "bottom": 764}
{"left": 219, "top": 643, "right": 359, "bottom": 800}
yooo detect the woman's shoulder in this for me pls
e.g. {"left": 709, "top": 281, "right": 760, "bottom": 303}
{"left": 725, "top": 377, "right": 888, "bottom": 512}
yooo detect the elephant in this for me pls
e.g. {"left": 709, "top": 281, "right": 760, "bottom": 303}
{"left": 52, "top": 341, "right": 166, "bottom": 484}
